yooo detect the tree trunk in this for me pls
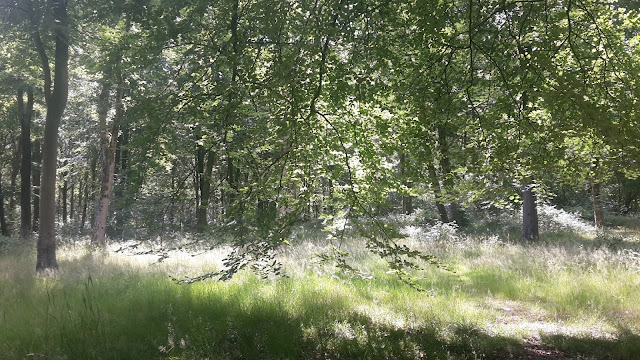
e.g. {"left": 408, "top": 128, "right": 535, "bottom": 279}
{"left": 0, "top": 172, "right": 9, "bottom": 237}
{"left": 427, "top": 163, "right": 449, "bottom": 222}
{"left": 196, "top": 148, "right": 215, "bottom": 232}
{"left": 92, "top": 82, "right": 124, "bottom": 246}
{"left": 77, "top": 175, "right": 83, "bottom": 224}
{"left": 81, "top": 166, "right": 90, "bottom": 230}
{"left": 32, "top": 139, "right": 41, "bottom": 232}
{"left": 402, "top": 193, "right": 413, "bottom": 216}
{"left": 195, "top": 146, "right": 204, "bottom": 228}
{"left": 399, "top": 152, "right": 413, "bottom": 215}
{"left": 19, "top": 88, "right": 34, "bottom": 240}
{"left": 61, "top": 161, "right": 68, "bottom": 223}
{"left": 69, "top": 182, "right": 74, "bottom": 221}
{"left": 36, "top": 0, "right": 69, "bottom": 271}
{"left": 115, "top": 123, "right": 129, "bottom": 229}
{"left": 10, "top": 143, "right": 20, "bottom": 213}
{"left": 592, "top": 182, "right": 604, "bottom": 230}
{"left": 521, "top": 182, "right": 539, "bottom": 240}
{"left": 437, "top": 125, "right": 461, "bottom": 224}
{"left": 87, "top": 151, "right": 98, "bottom": 228}
{"left": 226, "top": 155, "right": 236, "bottom": 208}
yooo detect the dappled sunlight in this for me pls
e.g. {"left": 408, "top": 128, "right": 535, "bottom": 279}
{"left": 2, "top": 221, "right": 640, "bottom": 359}
{"left": 538, "top": 204, "right": 596, "bottom": 234}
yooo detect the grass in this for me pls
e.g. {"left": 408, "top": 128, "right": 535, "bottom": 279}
{"left": 1, "top": 210, "right": 639, "bottom": 359}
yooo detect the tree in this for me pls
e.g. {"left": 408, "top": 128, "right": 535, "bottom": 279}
{"left": 32, "top": 0, "right": 69, "bottom": 271}
{"left": 18, "top": 87, "right": 33, "bottom": 240}
{"left": 31, "top": 137, "right": 40, "bottom": 231}
{"left": 92, "top": 81, "right": 124, "bottom": 245}
{"left": 0, "top": 171, "right": 8, "bottom": 237}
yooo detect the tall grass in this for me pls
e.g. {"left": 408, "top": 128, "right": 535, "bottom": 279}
{"left": 1, "top": 211, "right": 639, "bottom": 359}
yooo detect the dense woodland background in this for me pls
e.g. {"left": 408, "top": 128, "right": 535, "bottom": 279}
{"left": 0, "top": 0, "right": 639, "bottom": 275}
{"left": 2, "top": 1, "right": 640, "bottom": 359}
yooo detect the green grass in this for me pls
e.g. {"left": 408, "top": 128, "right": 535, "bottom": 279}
{"left": 1, "top": 218, "right": 639, "bottom": 359}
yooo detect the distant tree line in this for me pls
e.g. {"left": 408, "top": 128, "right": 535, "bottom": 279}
{"left": 0, "top": 0, "right": 639, "bottom": 274}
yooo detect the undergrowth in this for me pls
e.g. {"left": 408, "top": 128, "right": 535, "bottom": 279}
{"left": 1, "top": 212, "right": 639, "bottom": 359}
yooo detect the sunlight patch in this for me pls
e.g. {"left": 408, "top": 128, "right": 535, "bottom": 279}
{"left": 538, "top": 204, "right": 595, "bottom": 233}
{"left": 355, "top": 304, "right": 407, "bottom": 329}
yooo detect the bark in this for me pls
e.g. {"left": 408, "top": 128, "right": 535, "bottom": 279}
{"left": 36, "top": 0, "right": 69, "bottom": 271}
{"left": 92, "top": 83, "right": 124, "bottom": 246}
{"left": 196, "top": 148, "right": 215, "bottom": 232}
{"left": 226, "top": 155, "right": 236, "bottom": 208}
{"left": 437, "top": 125, "right": 461, "bottom": 224}
{"left": 427, "top": 163, "right": 449, "bottom": 223}
{"left": 81, "top": 166, "right": 91, "bottom": 230}
{"left": 223, "top": 0, "right": 240, "bottom": 214}
{"left": 19, "top": 88, "right": 34, "bottom": 239}
{"left": 521, "top": 182, "right": 539, "bottom": 240}
{"left": 10, "top": 144, "right": 19, "bottom": 211}
{"left": 115, "top": 123, "right": 129, "bottom": 228}
{"left": 69, "top": 182, "right": 74, "bottom": 221}
{"left": 194, "top": 146, "right": 203, "bottom": 227}
{"left": 399, "top": 152, "right": 413, "bottom": 215}
{"left": 0, "top": 172, "right": 9, "bottom": 237}
{"left": 61, "top": 161, "right": 68, "bottom": 223}
{"left": 32, "top": 139, "right": 41, "bottom": 232}
{"left": 592, "top": 182, "right": 604, "bottom": 230}
{"left": 77, "top": 175, "right": 83, "bottom": 224}
{"left": 87, "top": 151, "right": 98, "bottom": 228}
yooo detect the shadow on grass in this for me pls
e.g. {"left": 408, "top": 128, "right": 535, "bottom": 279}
{"left": 541, "top": 327, "right": 640, "bottom": 360}
{"left": 113, "top": 286, "right": 526, "bottom": 360}
{"left": 2, "top": 243, "right": 639, "bottom": 360}
{"left": 5, "top": 270, "right": 637, "bottom": 360}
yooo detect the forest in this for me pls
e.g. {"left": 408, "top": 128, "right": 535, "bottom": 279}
{"left": 1, "top": 0, "right": 640, "bottom": 359}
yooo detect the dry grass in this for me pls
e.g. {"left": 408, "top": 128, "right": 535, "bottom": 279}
{"left": 0, "top": 210, "right": 639, "bottom": 359}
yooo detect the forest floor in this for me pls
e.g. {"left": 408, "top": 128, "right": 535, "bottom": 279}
{"left": 1, "top": 207, "right": 639, "bottom": 359}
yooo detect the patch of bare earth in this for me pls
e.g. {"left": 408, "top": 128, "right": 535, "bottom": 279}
{"left": 520, "top": 336, "right": 585, "bottom": 360}
{"left": 483, "top": 299, "right": 613, "bottom": 359}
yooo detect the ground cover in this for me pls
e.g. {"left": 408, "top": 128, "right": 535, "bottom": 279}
{"left": 1, "top": 210, "right": 639, "bottom": 359}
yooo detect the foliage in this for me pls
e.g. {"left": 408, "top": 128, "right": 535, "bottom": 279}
{"left": 0, "top": 0, "right": 639, "bottom": 278}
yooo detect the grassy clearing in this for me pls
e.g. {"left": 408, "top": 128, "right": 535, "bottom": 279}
{"left": 1, "top": 211, "right": 639, "bottom": 359}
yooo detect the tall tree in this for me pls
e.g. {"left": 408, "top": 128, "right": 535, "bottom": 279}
{"left": 31, "top": 138, "right": 40, "bottom": 232}
{"left": 92, "top": 81, "right": 124, "bottom": 245}
{"left": 33, "top": 0, "right": 69, "bottom": 271}
{"left": 0, "top": 171, "right": 8, "bottom": 237}
{"left": 18, "top": 87, "right": 33, "bottom": 240}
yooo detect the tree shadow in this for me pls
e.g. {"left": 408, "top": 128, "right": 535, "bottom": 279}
{"left": 540, "top": 327, "right": 640, "bottom": 360}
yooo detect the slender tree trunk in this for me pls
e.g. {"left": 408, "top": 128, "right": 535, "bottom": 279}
{"left": 69, "top": 182, "right": 74, "bottom": 221}
{"left": 115, "top": 123, "right": 129, "bottom": 229}
{"left": 35, "top": 0, "right": 69, "bottom": 271}
{"left": 427, "top": 163, "right": 449, "bottom": 222}
{"left": 0, "top": 172, "right": 9, "bottom": 237}
{"left": 77, "top": 175, "right": 83, "bottom": 224}
{"left": 592, "top": 182, "right": 604, "bottom": 230}
{"left": 226, "top": 155, "right": 236, "bottom": 208}
{"left": 196, "top": 148, "right": 215, "bottom": 232}
{"left": 87, "top": 151, "right": 98, "bottom": 228}
{"left": 437, "top": 125, "right": 461, "bottom": 224}
{"left": 61, "top": 161, "right": 68, "bottom": 223}
{"left": 81, "top": 168, "right": 90, "bottom": 230}
{"left": 19, "top": 88, "right": 34, "bottom": 240}
{"left": 521, "top": 182, "right": 539, "bottom": 240}
{"left": 91, "top": 81, "right": 124, "bottom": 246}
{"left": 92, "top": 83, "right": 124, "bottom": 245}
{"left": 32, "top": 139, "right": 41, "bottom": 232}
{"left": 223, "top": 0, "right": 240, "bottom": 215}
{"left": 10, "top": 144, "right": 20, "bottom": 212}
{"left": 195, "top": 145, "right": 204, "bottom": 228}
{"left": 399, "top": 152, "right": 413, "bottom": 215}
{"left": 77, "top": 172, "right": 85, "bottom": 228}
